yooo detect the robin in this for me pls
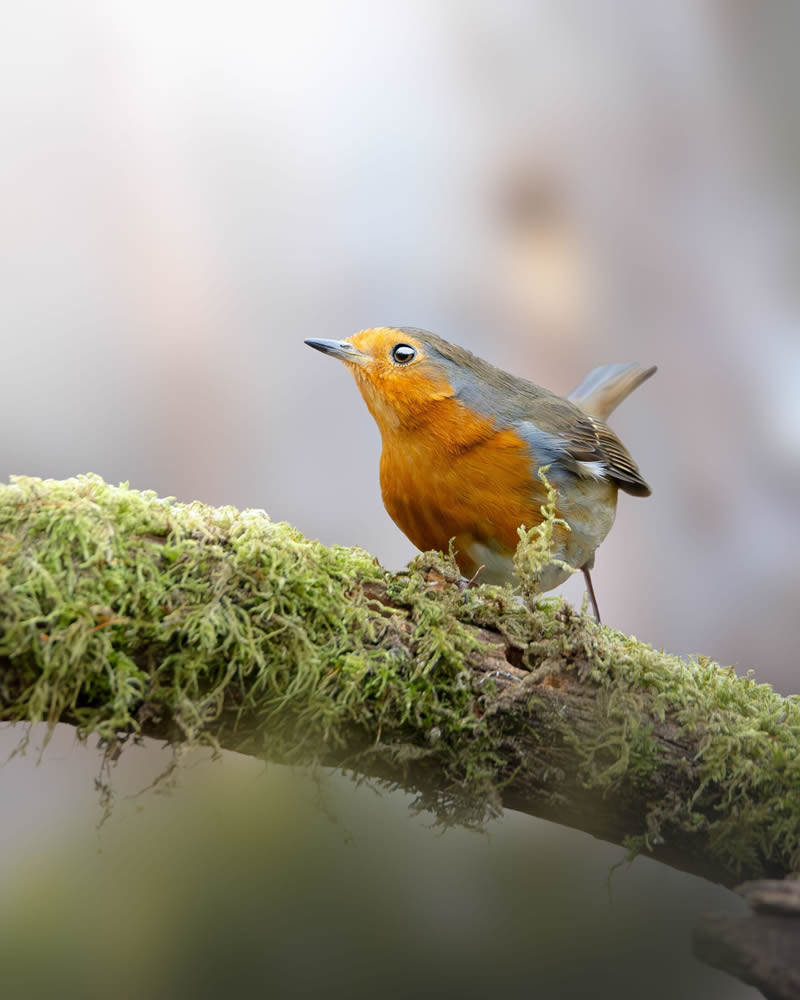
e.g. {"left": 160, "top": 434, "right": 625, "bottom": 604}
{"left": 305, "top": 327, "right": 655, "bottom": 621}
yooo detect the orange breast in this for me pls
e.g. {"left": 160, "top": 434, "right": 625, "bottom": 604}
{"left": 377, "top": 397, "right": 563, "bottom": 578}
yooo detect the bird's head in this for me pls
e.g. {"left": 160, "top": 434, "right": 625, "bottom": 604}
{"left": 305, "top": 327, "right": 469, "bottom": 431}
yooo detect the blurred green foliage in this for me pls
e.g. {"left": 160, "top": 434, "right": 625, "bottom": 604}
{"left": 0, "top": 750, "right": 752, "bottom": 1000}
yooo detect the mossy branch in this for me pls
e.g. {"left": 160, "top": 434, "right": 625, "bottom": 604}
{"left": 1, "top": 475, "right": 799, "bottom": 887}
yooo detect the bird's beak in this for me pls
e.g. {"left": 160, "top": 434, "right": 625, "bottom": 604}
{"left": 304, "top": 339, "right": 368, "bottom": 365}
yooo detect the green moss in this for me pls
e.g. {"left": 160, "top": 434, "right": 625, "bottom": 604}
{"left": 1, "top": 474, "right": 799, "bottom": 877}
{"left": 506, "top": 608, "right": 800, "bottom": 874}
{"left": 0, "top": 474, "right": 498, "bottom": 820}
{"left": 0, "top": 475, "right": 381, "bottom": 750}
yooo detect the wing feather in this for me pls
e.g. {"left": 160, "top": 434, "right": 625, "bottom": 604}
{"left": 516, "top": 398, "right": 651, "bottom": 497}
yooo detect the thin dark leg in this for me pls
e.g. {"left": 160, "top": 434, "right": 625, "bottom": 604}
{"left": 457, "top": 565, "right": 485, "bottom": 593}
{"left": 582, "top": 566, "right": 601, "bottom": 623}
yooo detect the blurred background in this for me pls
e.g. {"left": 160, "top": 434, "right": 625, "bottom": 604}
{"left": 2, "top": 1, "right": 798, "bottom": 996}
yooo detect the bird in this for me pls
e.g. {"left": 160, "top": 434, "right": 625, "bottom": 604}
{"left": 305, "top": 327, "right": 655, "bottom": 621}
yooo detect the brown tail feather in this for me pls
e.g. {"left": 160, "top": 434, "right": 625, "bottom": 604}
{"left": 568, "top": 363, "right": 657, "bottom": 421}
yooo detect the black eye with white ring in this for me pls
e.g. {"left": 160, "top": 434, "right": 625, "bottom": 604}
{"left": 391, "top": 343, "right": 417, "bottom": 365}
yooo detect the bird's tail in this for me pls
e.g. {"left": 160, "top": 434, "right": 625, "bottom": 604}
{"left": 568, "top": 363, "right": 657, "bottom": 421}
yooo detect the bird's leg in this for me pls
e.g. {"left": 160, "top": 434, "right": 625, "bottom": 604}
{"left": 457, "top": 565, "right": 486, "bottom": 593}
{"left": 582, "top": 566, "right": 601, "bottom": 623}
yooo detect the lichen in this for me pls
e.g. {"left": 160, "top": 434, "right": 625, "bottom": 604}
{"left": 1, "top": 474, "right": 799, "bottom": 878}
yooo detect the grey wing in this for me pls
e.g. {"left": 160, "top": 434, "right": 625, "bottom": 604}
{"left": 583, "top": 418, "right": 652, "bottom": 496}
{"left": 515, "top": 397, "right": 652, "bottom": 498}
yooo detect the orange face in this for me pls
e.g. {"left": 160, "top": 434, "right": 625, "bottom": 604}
{"left": 335, "top": 327, "right": 456, "bottom": 432}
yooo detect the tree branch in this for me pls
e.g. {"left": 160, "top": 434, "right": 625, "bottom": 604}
{"left": 694, "top": 879, "right": 800, "bottom": 999}
{"left": 1, "top": 475, "right": 798, "bottom": 889}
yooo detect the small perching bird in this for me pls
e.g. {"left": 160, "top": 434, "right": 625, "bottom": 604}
{"left": 306, "top": 327, "right": 655, "bottom": 621}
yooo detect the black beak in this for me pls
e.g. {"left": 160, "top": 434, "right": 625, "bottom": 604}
{"left": 304, "top": 339, "right": 366, "bottom": 363}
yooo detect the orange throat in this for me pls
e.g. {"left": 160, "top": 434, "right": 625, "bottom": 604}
{"left": 370, "top": 392, "right": 554, "bottom": 578}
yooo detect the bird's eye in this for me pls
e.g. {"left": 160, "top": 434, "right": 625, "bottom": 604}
{"left": 391, "top": 344, "right": 417, "bottom": 365}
